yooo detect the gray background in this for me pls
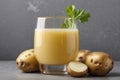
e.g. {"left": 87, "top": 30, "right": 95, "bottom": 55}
{"left": 0, "top": 0, "right": 120, "bottom": 60}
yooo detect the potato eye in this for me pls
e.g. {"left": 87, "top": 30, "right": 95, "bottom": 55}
{"left": 91, "top": 59, "right": 93, "bottom": 63}
{"left": 79, "top": 57, "right": 83, "bottom": 60}
{"left": 94, "top": 61, "right": 98, "bottom": 64}
{"left": 21, "top": 61, "right": 25, "bottom": 67}
{"left": 111, "top": 61, "right": 113, "bottom": 65}
{"left": 16, "top": 62, "right": 19, "bottom": 65}
{"left": 99, "top": 62, "right": 102, "bottom": 65}
{"left": 105, "top": 64, "right": 108, "bottom": 67}
{"left": 28, "top": 53, "right": 31, "bottom": 56}
{"left": 95, "top": 68, "right": 99, "bottom": 71}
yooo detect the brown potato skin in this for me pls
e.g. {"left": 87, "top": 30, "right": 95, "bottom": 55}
{"left": 75, "top": 50, "right": 91, "bottom": 63}
{"left": 16, "top": 49, "right": 39, "bottom": 72}
{"left": 85, "top": 52, "right": 114, "bottom": 76}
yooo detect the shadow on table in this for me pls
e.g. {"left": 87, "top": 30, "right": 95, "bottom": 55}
{"left": 86, "top": 72, "right": 120, "bottom": 77}
{"left": 23, "top": 71, "right": 120, "bottom": 77}
{"left": 106, "top": 72, "right": 120, "bottom": 77}
{"left": 22, "top": 71, "right": 68, "bottom": 76}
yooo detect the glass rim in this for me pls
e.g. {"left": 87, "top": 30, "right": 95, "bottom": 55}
{"left": 38, "top": 16, "right": 67, "bottom": 19}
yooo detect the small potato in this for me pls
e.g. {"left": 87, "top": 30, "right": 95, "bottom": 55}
{"left": 67, "top": 61, "right": 88, "bottom": 77}
{"left": 75, "top": 50, "right": 91, "bottom": 63}
{"left": 16, "top": 49, "right": 39, "bottom": 72}
{"left": 85, "top": 52, "right": 114, "bottom": 76}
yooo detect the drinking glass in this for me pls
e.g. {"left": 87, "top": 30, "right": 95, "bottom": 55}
{"left": 34, "top": 17, "right": 79, "bottom": 74}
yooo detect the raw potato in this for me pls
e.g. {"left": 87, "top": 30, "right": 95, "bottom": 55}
{"left": 85, "top": 52, "right": 114, "bottom": 76}
{"left": 67, "top": 61, "right": 88, "bottom": 77}
{"left": 75, "top": 50, "right": 91, "bottom": 63}
{"left": 16, "top": 49, "right": 39, "bottom": 72}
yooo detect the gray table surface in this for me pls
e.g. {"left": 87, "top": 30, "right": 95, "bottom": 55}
{"left": 0, "top": 61, "right": 120, "bottom": 80}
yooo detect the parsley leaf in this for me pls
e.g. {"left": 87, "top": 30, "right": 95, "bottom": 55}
{"left": 61, "top": 5, "right": 90, "bottom": 28}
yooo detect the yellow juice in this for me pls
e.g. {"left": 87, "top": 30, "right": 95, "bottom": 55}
{"left": 34, "top": 29, "right": 79, "bottom": 65}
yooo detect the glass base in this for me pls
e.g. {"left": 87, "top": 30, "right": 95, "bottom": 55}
{"left": 39, "top": 64, "right": 67, "bottom": 75}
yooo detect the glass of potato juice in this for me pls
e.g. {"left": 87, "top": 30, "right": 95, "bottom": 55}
{"left": 34, "top": 17, "right": 79, "bottom": 74}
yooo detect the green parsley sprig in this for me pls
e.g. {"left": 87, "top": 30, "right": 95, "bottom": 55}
{"left": 61, "top": 5, "right": 90, "bottom": 28}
